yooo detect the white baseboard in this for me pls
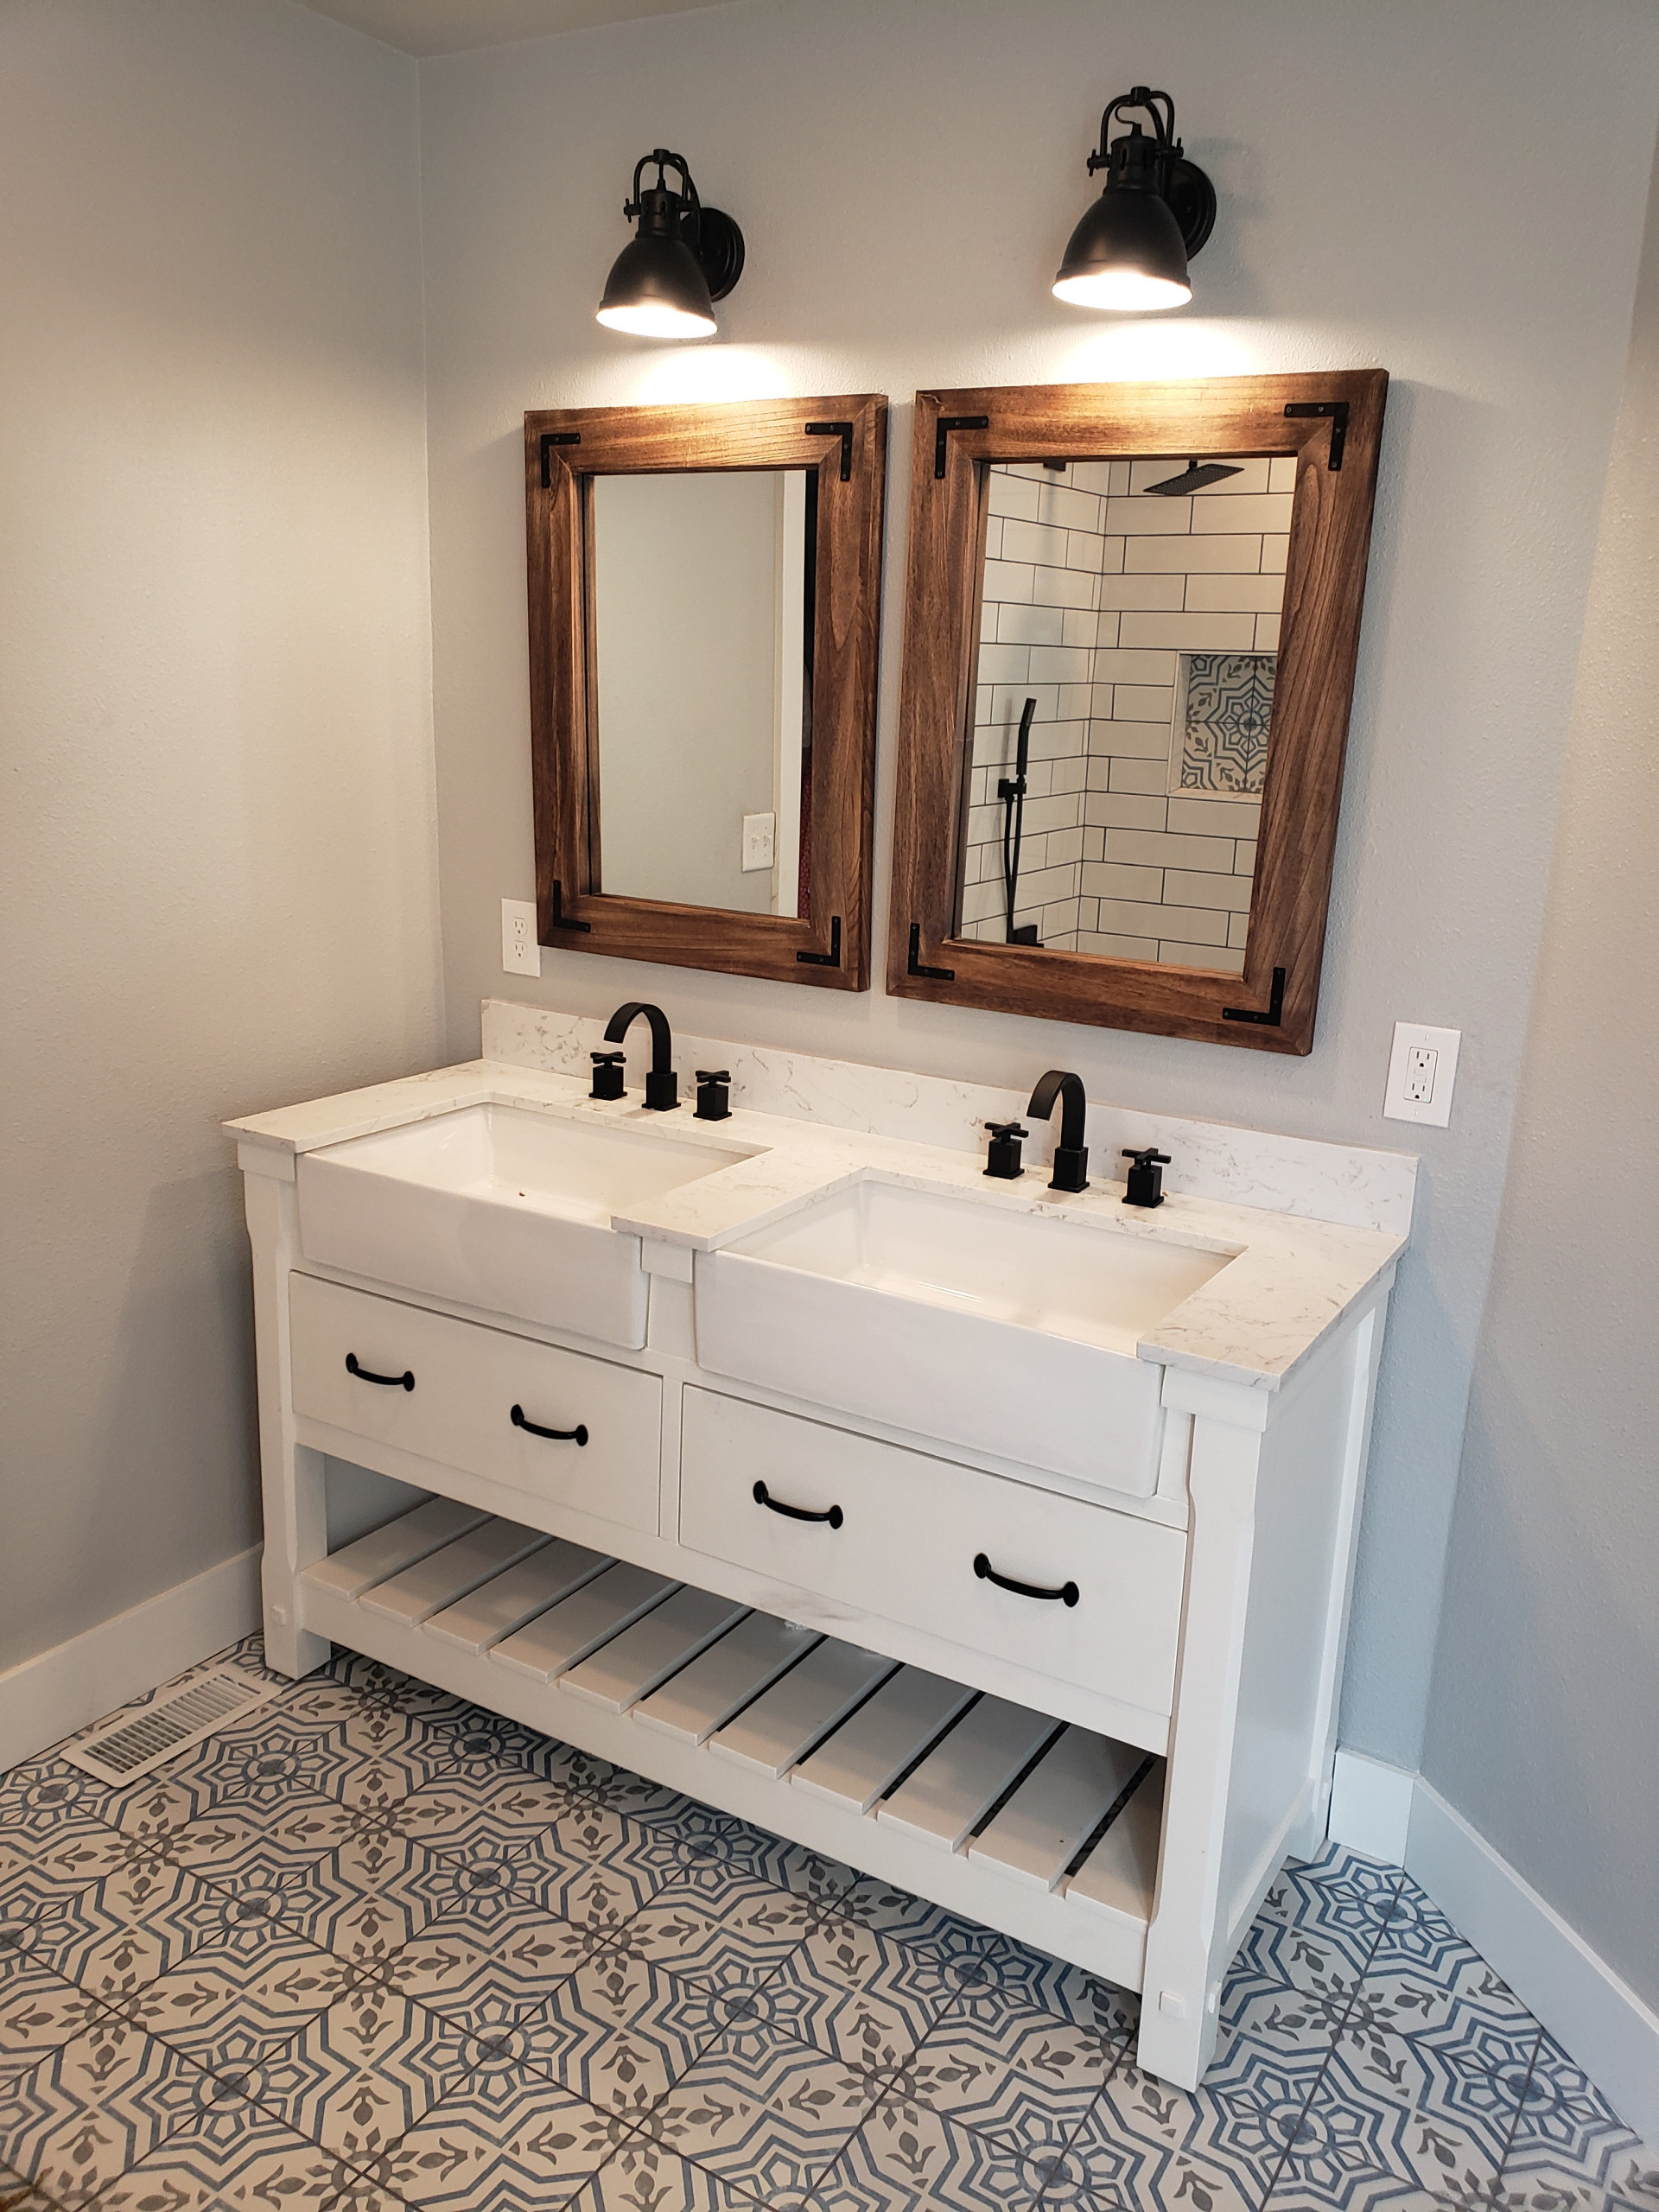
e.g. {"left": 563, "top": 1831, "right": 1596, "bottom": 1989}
{"left": 1326, "top": 1748, "right": 1659, "bottom": 2139}
{"left": 0, "top": 1548, "right": 263, "bottom": 1776}
{"left": 1328, "top": 1746, "right": 1415, "bottom": 1863}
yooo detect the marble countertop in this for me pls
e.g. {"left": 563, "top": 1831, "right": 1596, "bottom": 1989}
{"left": 227, "top": 1059, "right": 1407, "bottom": 1393}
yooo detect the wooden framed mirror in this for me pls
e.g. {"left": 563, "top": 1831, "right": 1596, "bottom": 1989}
{"left": 888, "top": 372, "right": 1387, "bottom": 1052}
{"left": 524, "top": 394, "right": 887, "bottom": 989}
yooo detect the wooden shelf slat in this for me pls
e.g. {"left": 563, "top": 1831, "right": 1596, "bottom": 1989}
{"left": 877, "top": 1696, "right": 1058, "bottom": 1853}
{"left": 968, "top": 1727, "right": 1146, "bottom": 1892}
{"left": 359, "top": 1516, "right": 550, "bottom": 1628}
{"left": 635, "top": 1614, "right": 822, "bottom": 1746}
{"left": 791, "top": 1666, "right": 977, "bottom": 1816}
{"left": 425, "top": 1537, "right": 614, "bottom": 1656}
{"left": 491, "top": 1562, "right": 679, "bottom": 1684}
{"left": 709, "top": 1638, "right": 895, "bottom": 1779}
{"left": 560, "top": 1587, "right": 750, "bottom": 1714}
{"left": 1066, "top": 1762, "right": 1166, "bottom": 1921}
{"left": 302, "top": 1498, "right": 489, "bottom": 1601}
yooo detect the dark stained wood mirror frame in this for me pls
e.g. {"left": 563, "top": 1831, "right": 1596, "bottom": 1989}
{"left": 524, "top": 394, "right": 887, "bottom": 990}
{"left": 888, "top": 371, "right": 1388, "bottom": 1053}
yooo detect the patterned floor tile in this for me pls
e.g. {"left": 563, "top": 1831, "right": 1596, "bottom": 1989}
{"left": 1218, "top": 1910, "right": 1375, "bottom": 2061}
{"left": 1504, "top": 2031, "right": 1646, "bottom": 2181}
{"left": 0, "top": 1765, "right": 130, "bottom": 1852}
{"left": 1264, "top": 2036, "right": 1507, "bottom": 2212}
{"left": 817, "top": 2091, "right": 1049, "bottom": 2211}
{"left": 0, "top": 1969, "right": 113, "bottom": 2076}
{"left": 370, "top": 2071, "right": 625, "bottom": 2210}
{"left": 615, "top": 1877, "right": 816, "bottom": 1996}
{"left": 163, "top": 1795, "right": 360, "bottom": 1888}
{"left": 127, "top": 1930, "right": 354, "bottom": 2061}
{"left": 391, "top": 1771, "right": 588, "bottom": 1860}
{"left": 1497, "top": 2144, "right": 1659, "bottom": 2212}
{"left": 94, "top": 2105, "right": 375, "bottom": 2210}
{"left": 251, "top": 1984, "right": 468, "bottom": 2163}
{"left": 744, "top": 1916, "right": 960, "bottom": 2072}
{"left": 830, "top": 1879, "right": 1030, "bottom": 1999}
{"left": 525, "top": 1945, "right": 733, "bottom": 2121}
{"left": 568, "top": 2136, "right": 766, "bottom": 2211}
{"left": 1260, "top": 1851, "right": 1402, "bottom": 1980}
{"left": 0, "top": 2014, "right": 199, "bottom": 2207}
{"left": 641, "top": 2024, "right": 887, "bottom": 2196}
{"left": 889, "top": 1990, "right": 1118, "bottom": 2169}
{"left": 380, "top": 1905, "right": 589, "bottom": 2029}
{"left": 538, "top": 1808, "right": 697, "bottom": 1934}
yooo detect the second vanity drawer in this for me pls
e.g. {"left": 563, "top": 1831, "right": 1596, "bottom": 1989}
{"left": 289, "top": 1274, "right": 661, "bottom": 1535}
{"left": 678, "top": 1387, "right": 1186, "bottom": 1717}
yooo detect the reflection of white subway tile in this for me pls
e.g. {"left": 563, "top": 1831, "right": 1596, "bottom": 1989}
{"left": 1127, "top": 535, "right": 1262, "bottom": 573}
{"left": 1083, "top": 791, "right": 1169, "bottom": 831}
{"left": 1081, "top": 827, "right": 1104, "bottom": 861}
{"left": 1062, "top": 608, "right": 1100, "bottom": 648}
{"left": 1107, "top": 755, "right": 1170, "bottom": 796}
{"left": 1108, "top": 462, "right": 1131, "bottom": 496}
{"left": 982, "top": 516, "right": 1002, "bottom": 560}
{"left": 1069, "top": 462, "right": 1114, "bottom": 495}
{"left": 1228, "top": 909, "right": 1251, "bottom": 948}
{"left": 982, "top": 559, "right": 1035, "bottom": 602}
{"left": 1159, "top": 940, "right": 1246, "bottom": 973}
{"left": 1027, "top": 644, "right": 1093, "bottom": 683}
{"left": 959, "top": 878, "right": 1004, "bottom": 925}
{"left": 987, "top": 471, "right": 1040, "bottom": 521}
{"left": 1065, "top": 529, "right": 1108, "bottom": 572}
{"left": 1020, "top": 793, "right": 1086, "bottom": 835}
{"left": 980, "top": 601, "right": 996, "bottom": 643}
{"left": 1163, "top": 867, "right": 1253, "bottom": 912}
{"left": 1030, "top": 562, "right": 1096, "bottom": 609}
{"left": 1191, "top": 493, "right": 1294, "bottom": 534}
{"left": 1050, "top": 754, "right": 1088, "bottom": 795}
{"left": 1092, "top": 648, "right": 1178, "bottom": 683}
{"left": 988, "top": 683, "right": 1059, "bottom": 724}
{"left": 1235, "top": 839, "right": 1258, "bottom": 875}
{"left": 1193, "top": 458, "right": 1273, "bottom": 496}
{"left": 1184, "top": 571, "right": 1284, "bottom": 613}
{"left": 1092, "top": 703, "right": 1173, "bottom": 750}
{"left": 1167, "top": 796, "right": 1262, "bottom": 838}
{"left": 1097, "top": 898, "right": 1230, "bottom": 944}
{"left": 1261, "top": 534, "right": 1289, "bottom": 573}
{"left": 1255, "top": 613, "right": 1281, "bottom": 650}
{"left": 1027, "top": 718, "right": 1090, "bottom": 763}
{"left": 1121, "top": 612, "right": 1258, "bottom": 651}
{"left": 1037, "top": 482, "right": 1103, "bottom": 531}
{"left": 976, "top": 642, "right": 1032, "bottom": 683}
{"left": 1058, "top": 683, "right": 1093, "bottom": 719}
{"left": 1012, "top": 861, "right": 1084, "bottom": 906}
{"left": 1046, "top": 828, "right": 1085, "bottom": 869}
{"left": 1000, "top": 518, "right": 1071, "bottom": 566}
{"left": 1268, "top": 455, "right": 1297, "bottom": 493}
{"left": 1081, "top": 861, "right": 1166, "bottom": 900}
{"left": 1100, "top": 536, "right": 1126, "bottom": 574}
{"left": 996, "top": 601, "right": 1064, "bottom": 646}
{"left": 1077, "top": 931, "right": 1161, "bottom": 960}
{"left": 1040, "top": 895, "right": 1083, "bottom": 938}
{"left": 1104, "top": 827, "right": 1237, "bottom": 871}
{"left": 1106, "top": 496, "right": 1192, "bottom": 533}
{"left": 1098, "top": 573, "right": 1186, "bottom": 611}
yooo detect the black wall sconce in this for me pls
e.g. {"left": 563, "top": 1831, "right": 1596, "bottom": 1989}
{"left": 596, "top": 148, "right": 745, "bottom": 340}
{"left": 1053, "top": 86, "right": 1214, "bottom": 312}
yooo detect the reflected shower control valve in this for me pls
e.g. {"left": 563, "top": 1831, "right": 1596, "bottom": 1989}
{"left": 589, "top": 1050, "right": 626, "bottom": 1101}
{"left": 1122, "top": 1147, "right": 1172, "bottom": 1208}
{"left": 695, "top": 1071, "right": 732, "bottom": 1122}
{"left": 983, "top": 1121, "right": 1027, "bottom": 1179}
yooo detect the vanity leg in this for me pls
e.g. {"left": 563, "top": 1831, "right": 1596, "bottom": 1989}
{"left": 1135, "top": 1391, "right": 1263, "bottom": 2090}
{"left": 243, "top": 1160, "right": 332, "bottom": 1678}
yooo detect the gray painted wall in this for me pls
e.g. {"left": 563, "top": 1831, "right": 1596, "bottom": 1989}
{"left": 416, "top": 0, "right": 1659, "bottom": 1770}
{"left": 1421, "top": 145, "right": 1659, "bottom": 2011}
{"left": 0, "top": 0, "right": 442, "bottom": 1672}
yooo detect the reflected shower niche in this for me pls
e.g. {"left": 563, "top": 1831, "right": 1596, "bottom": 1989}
{"left": 958, "top": 454, "right": 1292, "bottom": 973}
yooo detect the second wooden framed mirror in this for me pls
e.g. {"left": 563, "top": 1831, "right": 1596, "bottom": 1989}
{"left": 524, "top": 394, "right": 887, "bottom": 990}
{"left": 888, "top": 372, "right": 1387, "bottom": 1052}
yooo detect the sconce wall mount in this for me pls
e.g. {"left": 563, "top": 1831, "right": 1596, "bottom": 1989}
{"left": 1053, "top": 86, "right": 1214, "bottom": 313}
{"left": 597, "top": 148, "right": 745, "bottom": 340}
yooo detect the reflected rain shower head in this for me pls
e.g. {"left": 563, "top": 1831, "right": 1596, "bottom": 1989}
{"left": 1143, "top": 459, "right": 1243, "bottom": 496}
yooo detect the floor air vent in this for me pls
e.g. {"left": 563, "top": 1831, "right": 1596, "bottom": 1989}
{"left": 60, "top": 1667, "right": 280, "bottom": 1785}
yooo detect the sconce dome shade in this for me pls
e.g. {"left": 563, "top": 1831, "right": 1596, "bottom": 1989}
{"left": 597, "top": 228, "right": 718, "bottom": 339}
{"left": 1052, "top": 186, "right": 1192, "bottom": 311}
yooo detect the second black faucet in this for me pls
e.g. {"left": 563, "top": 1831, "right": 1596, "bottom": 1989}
{"left": 595, "top": 1001, "right": 678, "bottom": 1111}
{"left": 1026, "top": 1069, "right": 1090, "bottom": 1193}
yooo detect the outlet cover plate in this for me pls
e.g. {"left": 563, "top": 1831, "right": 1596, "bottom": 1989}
{"left": 1384, "top": 1021, "right": 1460, "bottom": 1127}
{"left": 501, "top": 897, "right": 541, "bottom": 977}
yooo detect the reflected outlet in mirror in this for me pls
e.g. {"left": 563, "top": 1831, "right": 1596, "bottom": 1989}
{"left": 593, "top": 469, "right": 814, "bottom": 919}
{"left": 960, "top": 455, "right": 1292, "bottom": 975}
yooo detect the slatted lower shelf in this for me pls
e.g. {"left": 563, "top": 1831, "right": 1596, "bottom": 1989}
{"left": 300, "top": 1507, "right": 1166, "bottom": 1990}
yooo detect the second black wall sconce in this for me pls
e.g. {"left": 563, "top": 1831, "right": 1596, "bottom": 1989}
{"left": 596, "top": 148, "right": 745, "bottom": 340}
{"left": 1053, "top": 86, "right": 1214, "bottom": 312}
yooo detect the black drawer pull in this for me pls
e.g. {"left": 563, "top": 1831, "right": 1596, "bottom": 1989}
{"left": 345, "top": 1353, "right": 413, "bottom": 1391}
{"left": 753, "top": 1479, "right": 842, "bottom": 1529}
{"left": 975, "top": 1553, "right": 1078, "bottom": 1607}
{"left": 512, "top": 1404, "right": 588, "bottom": 1446}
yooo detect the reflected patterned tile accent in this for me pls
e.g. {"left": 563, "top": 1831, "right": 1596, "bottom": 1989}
{"left": 0, "top": 1648, "right": 1643, "bottom": 2212}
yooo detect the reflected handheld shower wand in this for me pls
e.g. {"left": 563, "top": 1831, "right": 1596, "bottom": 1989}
{"left": 1000, "top": 696, "right": 1039, "bottom": 945}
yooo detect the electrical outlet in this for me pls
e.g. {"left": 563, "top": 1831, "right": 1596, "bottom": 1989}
{"left": 1383, "top": 1021, "right": 1460, "bottom": 1127}
{"left": 741, "top": 811, "right": 776, "bottom": 873}
{"left": 500, "top": 897, "right": 541, "bottom": 977}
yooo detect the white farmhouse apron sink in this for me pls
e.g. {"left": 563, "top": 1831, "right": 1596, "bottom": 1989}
{"left": 296, "top": 1103, "right": 754, "bottom": 1349}
{"left": 693, "top": 1179, "right": 1233, "bottom": 1493}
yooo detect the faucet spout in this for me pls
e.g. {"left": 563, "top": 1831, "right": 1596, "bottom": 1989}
{"left": 1026, "top": 1069, "right": 1090, "bottom": 1193}
{"left": 603, "top": 1001, "right": 678, "bottom": 1111}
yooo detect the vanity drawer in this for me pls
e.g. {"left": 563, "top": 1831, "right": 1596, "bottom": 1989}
{"left": 289, "top": 1274, "right": 660, "bottom": 1535}
{"left": 678, "top": 1387, "right": 1185, "bottom": 1717}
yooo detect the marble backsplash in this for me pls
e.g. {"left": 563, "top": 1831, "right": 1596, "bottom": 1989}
{"left": 480, "top": 1001, "right": 1417, "bottom": 1239}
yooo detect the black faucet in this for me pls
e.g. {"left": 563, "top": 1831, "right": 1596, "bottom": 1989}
{"left": 1027, "top": 1070, "right": 1089, "bottom": 1193}
{"left": 602, "top": 1001, "right": 678, "bottom": 1111}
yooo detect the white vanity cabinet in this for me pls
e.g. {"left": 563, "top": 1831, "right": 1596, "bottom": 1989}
{"left": 232, "top": 1065, "right": 1403, "bottom": 2093}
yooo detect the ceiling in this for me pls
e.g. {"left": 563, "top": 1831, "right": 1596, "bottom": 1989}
{"left": 296, "top": 0, "right": 733, "bottom": 58}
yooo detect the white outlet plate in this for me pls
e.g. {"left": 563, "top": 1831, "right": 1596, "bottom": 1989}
{"left": 741, "top": 811, "right": 776, "bottom": 873}
{"left": 500, "top": 897, "right": 541, "bottom": 977}
{"left": 1383, "top": 1021, "right": 1460, "bottom": 1127}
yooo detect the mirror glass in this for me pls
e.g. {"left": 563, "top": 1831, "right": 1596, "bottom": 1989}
{"left": 957, "top": 454, "right": 1294, "bottom": 971}
{"left": 590, "top": 469, "right": 814, "bottom": 918}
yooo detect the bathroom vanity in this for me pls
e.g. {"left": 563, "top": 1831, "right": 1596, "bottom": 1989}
{"left": 229, "top": 1007, "right": 1413, "bottom": 2091}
